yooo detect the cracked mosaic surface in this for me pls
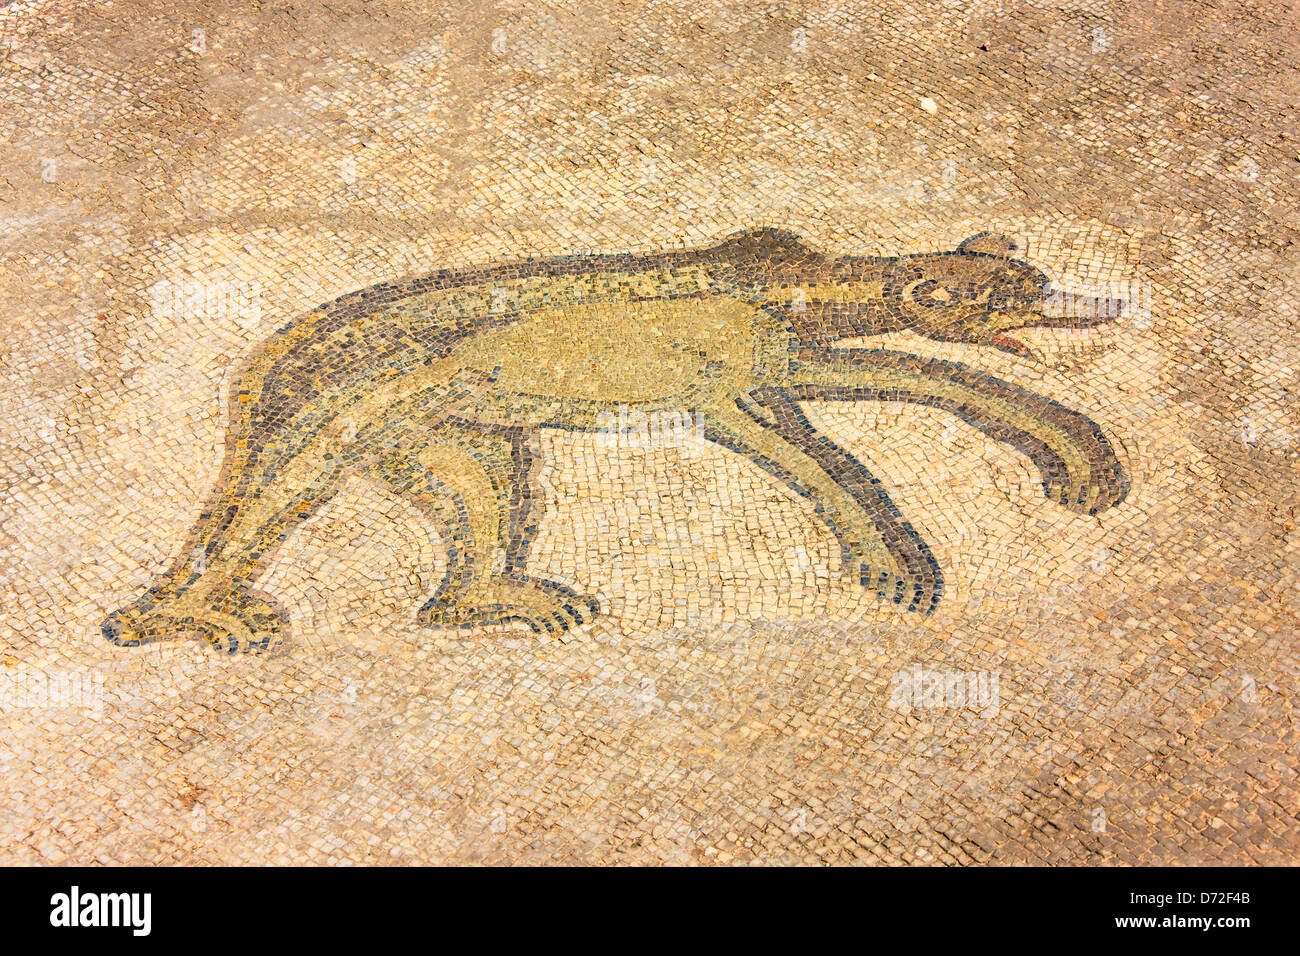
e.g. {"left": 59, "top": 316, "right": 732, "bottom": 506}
{"left": 1, "top": 0, "right": 1296, "bottom": 864}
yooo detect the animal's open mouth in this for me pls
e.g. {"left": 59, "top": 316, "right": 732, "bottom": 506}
{"left": 990, "top": 288, "right": 1125, "bottom": 355}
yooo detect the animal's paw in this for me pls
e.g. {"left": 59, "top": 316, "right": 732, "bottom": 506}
{"left": 1042, "top": 455, "right": 1129, "bottom": 516}
{"left": 102, "top": 587, "right": 288, "bottom": 654}
{"left": 1038, "top": 416, "right": 1129, "bottom": 515}
{"left": 419, "top": 575, "right": 601, "bottom": 636}
{"left": 855, "top": 559, "right": 943, "bottom": 615}
{"left": 847, "top": 529, "right": 944, "bottom": 614}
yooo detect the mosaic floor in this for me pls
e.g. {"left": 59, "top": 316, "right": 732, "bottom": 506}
{"left": 1, "top": 0, "right": 1296, "bottom": 865}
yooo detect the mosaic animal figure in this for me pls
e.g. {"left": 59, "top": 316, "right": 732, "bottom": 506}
{"left": 103, "top": 228, "right": 1128, "bottom": 651}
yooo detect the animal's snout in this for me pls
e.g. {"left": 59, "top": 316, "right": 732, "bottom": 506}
{"left": 1040, "top": 287, "right": 1124, "bottom": 325}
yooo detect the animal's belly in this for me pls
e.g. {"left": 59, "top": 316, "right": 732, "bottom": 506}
{"left": 245, "top": 294, "right": 768, "bottom": 450}
{"left": 448, "top": 297, "right": 758, "bottom": 404}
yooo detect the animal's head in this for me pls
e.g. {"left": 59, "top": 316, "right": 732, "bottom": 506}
{"left": 883, "top": 233, "right": 1120, "bottom": 355}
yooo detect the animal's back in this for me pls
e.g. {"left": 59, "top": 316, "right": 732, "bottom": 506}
{"left": 230, "top": 249, "right": 751, "bottom": 457}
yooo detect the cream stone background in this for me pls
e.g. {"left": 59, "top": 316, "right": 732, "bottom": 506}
{"left": 0, "top": 0, "right": 1295, "bottom": 863}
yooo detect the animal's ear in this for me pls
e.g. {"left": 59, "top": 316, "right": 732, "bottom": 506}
{"left": 957, "top": 233, "right": 1018, "bottom": 257}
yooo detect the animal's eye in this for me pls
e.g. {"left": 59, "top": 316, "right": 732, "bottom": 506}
{"left": 913, "top": 280, "right": 952, "bottom": 303}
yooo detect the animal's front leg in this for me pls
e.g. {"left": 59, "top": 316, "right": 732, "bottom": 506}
{"left": 787, "top": 348, "right": 1129, "bottom": 515}
{"left": 700, "top": 396, "right": 943, "bottom": 613}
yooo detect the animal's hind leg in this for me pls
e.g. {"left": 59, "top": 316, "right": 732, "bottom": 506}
{"left": 372, "top": 423, "right": 599, "bottom": 635}
{"left": 368, "top": 447, "right": 475, "bottom": 620}
{"left": 102, "top": 462, "right": 347, "bottom": 653}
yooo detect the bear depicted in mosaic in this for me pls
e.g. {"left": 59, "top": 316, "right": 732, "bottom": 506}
{"left": 102, "top": 228, "right": 1129, "bottom": 652}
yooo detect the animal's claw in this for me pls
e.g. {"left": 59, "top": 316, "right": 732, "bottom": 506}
{"left": 419, "top": 576, "right": 601, "bottom": 636}
{"left": 101, "top": 588, "right": 287, "bottom": 654}
{"left": 1044, "top": 463, "right": 1129, "bottom": 516}
{"left": 857, "top": 563, "right": 941, "bottom": 616}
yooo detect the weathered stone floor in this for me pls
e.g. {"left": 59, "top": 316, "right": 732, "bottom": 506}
{"left": 0, "top": 0, "right": 1296, "bottom": 864}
